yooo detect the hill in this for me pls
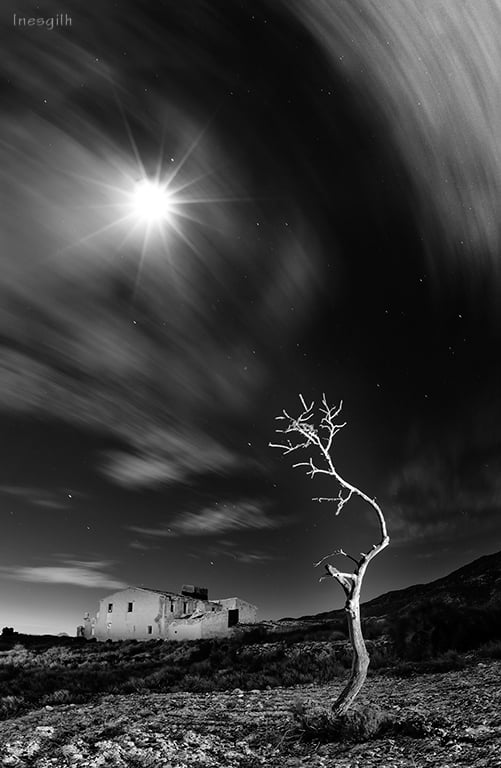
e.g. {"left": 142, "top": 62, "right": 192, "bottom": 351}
{"left": 293, "top": 548, "right": 501, "bottom": 622}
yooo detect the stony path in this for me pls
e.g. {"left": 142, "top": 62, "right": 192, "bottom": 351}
{"left": 1, "top": 661, "right": 501, "bottom": 766}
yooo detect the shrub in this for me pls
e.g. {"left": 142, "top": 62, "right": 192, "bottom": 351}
{"left": 0, "top": 695, "right": 24, "bottom": 720}
{"left": 292, "top": 701, "right": 389, "bottom": 742}
{"left": 388, "top": 649, "right": 468, "bottom": 677}
{"left": 0, "top": 634, "right": 355, "bottom": 721}
{"left": 293, "top": 701, "right": 451, "bottom": 743}
{"left": 337, "top": 707, "right": 390, "bottom": 741}
{"left": 42, "top": 688, "right": 73, "bottom": 705}
{"left": 280, "top": 621, "right": 347, "bottom": 645}
{"left": 421, "top": 650, "right": 467, "bottom": 673}
{"left": 240, "top": 626, "right": 271, "bottom": 645}
{"left": 478, "top": 640, "right": 501, "bottom": 659}
{"left": 368, "top": 646, "right": 394, "bottom": 670}
{"left": 389, "top": 600, "right": 501, "bottom": 659}
{"left": 362, "top": 617, "right": 388, "bottom": 640}
{"left": 388, "top": 708, "right": 451, "bottom": 738}
{"left": 181, "top": 674, "right": 217, "bottom": 692}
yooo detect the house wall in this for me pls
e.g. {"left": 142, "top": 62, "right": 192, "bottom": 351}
{"left": 93, "top": 588, "right": 213, "bottom": 641}
{"left": 94, "top": 588, "right": 164, "bottom": 641}
{"left": 166, "top": 619, "right": 203, "bottom": 641}
{"left": 166, "top": 609, "right": 239, "bottom": 640}
{"left": 217, "top": 597, "right": 258, "bottom": 623}
{"left": 164, "top": 595, "right": 200, "bottom": 619}
{"left": 91, "top": 588, "right": 257, "bottom": 641}
{"left": 200, "top": 610, "right": 237, "bottom": 638}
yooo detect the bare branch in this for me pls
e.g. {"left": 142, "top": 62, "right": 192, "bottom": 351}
{"left": 268, "top": 442, "right": 293, "bottom": 452}
{"left": 293, "top": 457, "right": 332, "bottom": 479}
{"left": 336, "top": 489, "right": 354, "bottom": 515}
{"left": 269, "top": 439, "right": 311, "bottom": 455}
{"left": 269, "top": 393, "right": 390, "bottom": 716}
{"left": 270, "top": 393, "right": 389, "bottom": 563}
{"left": 320, "top": 420, "right": 346, "bottom": 432}
{"left": 299, "top": 393, "right": 314, "bottom": 412}
{"left": 312, "top": 488, "right": 354, "bottom": 515}
{"left": 321, "top": 393, "right": 343, "bottom": 416}
{"left": 313, "top": 549, "right": 360, "bottom": 568}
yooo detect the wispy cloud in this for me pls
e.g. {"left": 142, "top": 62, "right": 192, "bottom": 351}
{"left": 385, "top": 446, "right": 501, "bottom": 545}
{"left": 34, "top": 499, "right": 68, "bottom": 510}
{"left": 384, "top": 504, "right": 456, "bottom": 546}
{"left": 129, "top": 499, "right": 278, "bottom": 538}
{"left": 188, "top": 547, "right": 276, "bottom": 565}
{"left": 0, "top": 485, "right": 78, "bottom": 510}
{"left": 227, "top": 550, "right": 277, "bottom": 564}
{"left": 0, "top": 43, "right": 319, "bottom": 491}
{"left": 129, "top": 539, "right": 161, "bottom": 551}
{"left": 298, "top": 0, "right": 501, "bottom": 269}
{"left": 100, "top": 428, "right": 242, "bottom": 489}
{"left": 0, "top": 560, "right": 126, "bottom": 590}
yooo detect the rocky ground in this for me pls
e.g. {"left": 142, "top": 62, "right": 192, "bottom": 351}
{"left": 1, "top": 659, "right": 501, "bottom": 767}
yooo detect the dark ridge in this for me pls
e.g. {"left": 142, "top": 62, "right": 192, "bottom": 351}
{"left": 286, "top": 548, "right": 501, "bottom": 622}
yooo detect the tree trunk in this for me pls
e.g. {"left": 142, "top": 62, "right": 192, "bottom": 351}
{"left": 332, "top": 597, "right": 369, "bottom": 716}
{"left": 269, "top": 394, "right": 390, "bottom": 716}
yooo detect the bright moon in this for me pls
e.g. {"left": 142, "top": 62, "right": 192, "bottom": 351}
{"left": 131, "top": 179, "right": 173, "bottom": 225}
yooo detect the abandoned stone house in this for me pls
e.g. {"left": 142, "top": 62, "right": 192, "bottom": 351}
{"left": 78, "top": 584, "right": 257, "bottom": 641}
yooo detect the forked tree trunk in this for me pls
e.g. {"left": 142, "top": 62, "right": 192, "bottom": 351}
{"left": 332, "top": 595, "right": 369, "bottom": 715}
{"left": 269, "top": 394, "right": 389, "bottom": 715}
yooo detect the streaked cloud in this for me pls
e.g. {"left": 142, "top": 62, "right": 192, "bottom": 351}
{"left": 129, "top": 499, "right": 278, "bottom": 538}
{"left": 0, "top": 485, "right": 74, "bottom": 510}
{"left": 230, "top": 550, "right": 277, "bottom": 564}
{"left": 188, "top": 547, "right": 276, "bottom": 564}
{"left": 385, "top": 446, "right": 501, "bottom": 545}
{"left": 100, "top": 428, "right": 242, "bottom": 489}
{"left": 297, "top": 0, "right": 501, "bottom": 274}
{"left": 0, "top": 560, "right": 126, "bottom": 590}
{"left": 129, "top": 539, "right": 160, "bottom": 551}
{"left": 0, "top": 19, "right": 320, "bottom": 490}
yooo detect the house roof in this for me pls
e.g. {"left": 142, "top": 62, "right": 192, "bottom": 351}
{"left": 101, "top": 586, "right": 240, "bottom": 605}
{"left": 132, "top": 587, "right": 185, "bottom": 598}
{"left": 127, "top": 587, "right": 218, "bottom": 601}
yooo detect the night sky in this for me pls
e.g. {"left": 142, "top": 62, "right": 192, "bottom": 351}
{"left": 1, "top": 0, "right": 501, "bottom": 635}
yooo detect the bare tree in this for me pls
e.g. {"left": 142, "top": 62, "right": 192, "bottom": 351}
{"left": 270, "top": 394, "right": 389, "bottom": 715}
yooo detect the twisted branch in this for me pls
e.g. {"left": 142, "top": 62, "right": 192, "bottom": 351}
{"left": 269, "top": 394, "right": 389, "bottom": 594}
{"left": 269, "top": 393, "right": 390, "bottom": 715}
